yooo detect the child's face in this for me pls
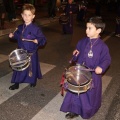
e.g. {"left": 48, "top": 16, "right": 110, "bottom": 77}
{"left": 86, "top": 23, "right": 101, "bottom": 39}
{"left": 21, "top": 10, "right": 35, "bottom": 25}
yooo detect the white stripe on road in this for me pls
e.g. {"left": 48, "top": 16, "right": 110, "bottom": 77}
{"left": 31, "top": 75, "right": 112, "bottom": 120}
{"left": 103, "top": 32, "right": 114, "bottom": 42}
{"left": 0, "top": 54, "right": 8, "bottom": 63}
{"left": 0, "top": 62, "right": 56, "bottom": 104}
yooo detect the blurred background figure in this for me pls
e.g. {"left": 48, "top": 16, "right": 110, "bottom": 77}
{"left": 4, "top": 0, "right": 19, "bottom": 22}
{"left": 115, "top": 2, "right": 120, "bottom": 37}
{"left": 0, "top": 0, "right": 6, "bottom": 29}
{"left": 76, "top": 0, "right": 87, "bottom": 22}
{"left": 95, "top": 0, "right": 101, "bottom": 16}
{"left": 62, "top": 0, "right": 77, "bottom": 34}
{"left": 48, "top": 0, "right": 57, "bottom": 18}
{"left": 115, "top": 16, "right": 120, "bottom": 37}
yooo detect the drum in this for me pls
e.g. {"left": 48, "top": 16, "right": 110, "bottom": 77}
{"left": 59, "top": 14, "right": 69, "bottom": 24}
{"left": 64, "top": 64, "right": 92, "bottom": 94}
{"left": 9, "top": 49, "right": 31, "bottom": 71}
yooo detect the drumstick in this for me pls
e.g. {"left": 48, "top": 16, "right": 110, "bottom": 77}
{"left": 69, "top": 52, "right": 78, "bottom": 63}
{"left": 75, "top": 68, "right": 95, "bottom": 71}
{"left": 22, "top": 38, "right": 34, "bottom": 42}
{"left": 13, "top": 28, "right": 18, "bottom": 34}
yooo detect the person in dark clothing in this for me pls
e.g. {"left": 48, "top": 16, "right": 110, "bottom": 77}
{"left": 95, "top": 0, "right": 101, "bottom": 16}
{"left": 48, "top": 0, "right": 57, "bottom": 18}
{"left": 4, "top": 0, "right": 18, "bottom": 22}
{"left": 0, "top": 0, "right": 6, "bottom": 29}
{"left": 76, "top": 0, "right": 87, "bottom": 22}
{"left": 115, "top": 3, "right": 120, "bottom": 37}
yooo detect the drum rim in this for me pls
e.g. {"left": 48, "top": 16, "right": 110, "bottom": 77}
{"left": 9, "top": 49, "right": 30, "bottom": 71}
{"left": 9, "top": 49, "right": 28, "bottom": 57}
{"left": 65, "top": 65, "right": 92, "bottom": 86}
{"left": 11, "top": 61, "right": 30, "bottom": 71}
{"left": 64, "top": 65, "right": 92, "bottom": 94}
{"left": 65, "top": 78, "right": 92, "bottom": 94}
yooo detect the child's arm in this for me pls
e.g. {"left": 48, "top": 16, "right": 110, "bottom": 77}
{"left": 35, "top": 27, "right": 46, "bottom": 46}
{"left": 95, "top": 44, "right": 111, "bottom": 74}
{"left": 9, "top": 28, "right": 18, "bottom": 39}
{"left": 73, "top": 49, "right": 80, "bottom": 56}
{"left": 9, "top": 33, "right": 14, "bottom": 38}
{"left": 33, "top": 39, "right": 38, "bottom": 44}
{"left": 95, "top": 66, "right": 102, "bottom": 74}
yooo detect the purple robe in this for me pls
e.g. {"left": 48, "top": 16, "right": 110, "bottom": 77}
{"left": 60, "top": 37, "right": 111, "bottom": 119}
{"left": 11, "top": 23, "right": 46, "bottom": 84}
{"left": 62, "top": 3, "right": 76, "bottom": 34}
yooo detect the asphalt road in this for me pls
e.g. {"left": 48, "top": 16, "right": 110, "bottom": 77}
{"left": 0, "top": 5, "right": 120, "bottom": 120}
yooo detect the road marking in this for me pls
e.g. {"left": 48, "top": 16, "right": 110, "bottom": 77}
{"left": 103, "top": 32, "right": 114, "bottom": 42}
{"left": 0, "top": 54, "right": 8, "bottom": 63}
{"left": 0, "top": 62, "right": 56, "bottom": 104}
{"left": 31, "top": 75, "right": 112, "bottom": 120}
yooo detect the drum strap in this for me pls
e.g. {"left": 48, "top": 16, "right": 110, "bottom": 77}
{"left": 60, "top": 73, "right": 66, "bottom": 96}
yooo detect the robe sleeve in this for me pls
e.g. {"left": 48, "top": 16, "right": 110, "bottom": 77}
{"left": 98, "top": 44, "right": 111, "bottom": 73}
{"left": 12, "top": 25, "right": 21, "bottom": 41}
{"left": 35, "top": 27, "right": 47, "bottom": 46}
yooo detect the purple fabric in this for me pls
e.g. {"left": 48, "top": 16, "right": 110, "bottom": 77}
{"left": 60, "top": 37, "right": 111, "bottom": 119}
{"left": 11, "top": 23, "right": 46, "bottom": 84}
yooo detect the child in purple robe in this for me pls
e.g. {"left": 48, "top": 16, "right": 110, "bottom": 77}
{"left": 60, "top": 16, "right": 111, "bottom": 119}
{"left": 8, "top": 4, "right": 46, "bottom": 90}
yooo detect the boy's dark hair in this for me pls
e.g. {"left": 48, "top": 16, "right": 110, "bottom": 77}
{"left": 22, "top": 4, "right": 35, "bottom": 15}
{"left": 87, "top": 16, "right": 105, "bottom": 33}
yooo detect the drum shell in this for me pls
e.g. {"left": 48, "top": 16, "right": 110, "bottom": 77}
{"left": 64, "top": 65, "right": 92, "bottom": 94}
{"left": 9, "top": 49, "right": 31, "bottom": 71}
{"left": 59, "top": 14, "right": 69, "bottom": 24}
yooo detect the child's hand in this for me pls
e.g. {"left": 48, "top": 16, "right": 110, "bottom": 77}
{"left": 9, "top": 33, "right": 14, "bottom": 38}
{"left": 73, "top": 49, "right": 79, "bottom": 56}
{"left": 95, "top": 66, "right": 102, "bottom": 74}
{"left": 33, "top": 39, "right": 38, "bottom": 44}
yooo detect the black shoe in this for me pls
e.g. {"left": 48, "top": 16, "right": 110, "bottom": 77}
{"left": 9, "top": 83, "right": 19, "bottom": 90}
{"left": 65, "top": 112, "right": 78, "bottom": 119}
{"left": 30, "top": 83, "right": 36, "bottom": 87}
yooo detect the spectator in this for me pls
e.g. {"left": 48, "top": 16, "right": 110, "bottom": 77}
{"left": 95, "top": 0, "right": 101, "bottom": 16}
{"left": 48, "top": 0, "right": 57, "bottom": 18}
{"left": 0, "top": 0, "right": 6, "bottom": 29}
{"left": 4, "top": 0, "right": 19, "bottom": 22}
{"left": 76, "top": 0, "right": 87, "bottom": 22}
{"left": 115, "top": 3, "right": 120, "bottom": 38}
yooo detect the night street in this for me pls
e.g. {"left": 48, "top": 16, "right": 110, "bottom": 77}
{"left": 0, "top": 1, "right": 120, "bottom": 120}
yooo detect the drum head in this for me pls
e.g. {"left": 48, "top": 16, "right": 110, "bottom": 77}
{"left": 65, "top": 65, "right": 92, "bottom": 86}
{"left": 9, "top": 49, "right": 30, "bottom": 71}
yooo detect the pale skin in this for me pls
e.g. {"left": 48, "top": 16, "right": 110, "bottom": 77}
{"left": 9, "top": 10, "right": 38, "bottom": 44}
{"left": 73, "top": 23, "right": 102, "bottom": 74}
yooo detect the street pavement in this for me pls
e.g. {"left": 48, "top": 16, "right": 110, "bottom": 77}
{"left": 0, "top": 3, "right": 120, "bottom": 120}
{"left": 0, "top": 6, "right": 60, "bottom": 36}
